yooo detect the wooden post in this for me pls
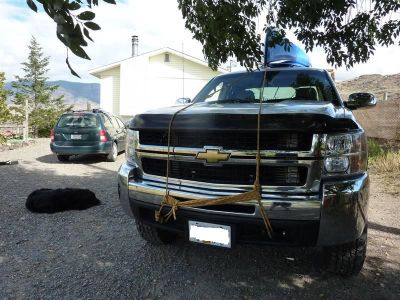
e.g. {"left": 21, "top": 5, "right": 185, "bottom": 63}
{"left": 23, "top": 97, "right": 29, "bottom": 141}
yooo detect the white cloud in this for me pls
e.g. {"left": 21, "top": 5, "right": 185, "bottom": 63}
{"left": 0, "top": 0, "right": 204, "bottom": 83}
{"left": 0, "top": 0, "right": 399, "bottom": 83}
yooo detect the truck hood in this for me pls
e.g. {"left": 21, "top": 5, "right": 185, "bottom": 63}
{"left": 131, "top": 101, "right": 359, "bottom": 132}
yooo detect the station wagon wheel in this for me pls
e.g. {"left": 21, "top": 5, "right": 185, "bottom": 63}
{"left": 106, "top": 142, "right": 118, "bottom": 162}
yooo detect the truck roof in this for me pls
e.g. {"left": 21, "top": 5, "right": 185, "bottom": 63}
{"left": 223, "top": 67, "right": 327, "bottom": 76}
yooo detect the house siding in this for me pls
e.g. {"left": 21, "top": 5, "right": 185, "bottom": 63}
{"left": 92, "top": 50, "right": 224, "bottom": 118}
{"left": 119, "top": 55, "right": 149, "bottom": 118}
{"left": 149, "top": 53, "right": 218, "bottom": 80}
{"left": 96, "top": 66, "right": 120, "bottom": 115}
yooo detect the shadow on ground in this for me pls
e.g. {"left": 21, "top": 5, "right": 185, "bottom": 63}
{"left": 369, "top": 222, "right": 400, "bottom": 236}
{"left": 0, "top": 162, "right": 399, "bottom": 299}
{"left": 36, "top": 153, "right": 109, "bottom": 165}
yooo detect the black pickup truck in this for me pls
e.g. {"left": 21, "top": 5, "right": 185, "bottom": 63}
{"left": 118, "top": 67, "right": 376, "bottom": 276}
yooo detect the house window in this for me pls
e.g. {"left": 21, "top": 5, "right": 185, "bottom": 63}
{"left": 164, "top": 53, "right": 170, "bottom": 63}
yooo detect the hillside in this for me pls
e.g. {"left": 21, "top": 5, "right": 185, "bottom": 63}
{"left": 51, "top": 81, "right": 99, "bottom": 110}
{"left": 5, "top": 81, "right": 100, "bottom": 109}
{"left": 336, "top": 73, "right": 400, "bottom": 102}
{"left": 51, "top": 80, "right": 99, "bottom": 103}
{"left": 336, "top": 73, "right": 400, "bottom": 141}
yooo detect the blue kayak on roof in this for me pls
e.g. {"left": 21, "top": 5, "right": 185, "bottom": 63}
{"left": 264, "top": 29, "right": 311, "bottom": 68}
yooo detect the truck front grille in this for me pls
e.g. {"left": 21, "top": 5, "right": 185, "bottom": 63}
{"left": 141, "top": 158, "right": 307, "bottom": 186}
{"left": 139, "top": 130, "right": 312, "bottom": 151}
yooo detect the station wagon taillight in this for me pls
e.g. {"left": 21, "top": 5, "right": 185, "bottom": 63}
{"left": 51, "top": 129, "right": 54, "bottom": 142}
{"left": 100, "top": 129, "right": 107, "bottom": 142}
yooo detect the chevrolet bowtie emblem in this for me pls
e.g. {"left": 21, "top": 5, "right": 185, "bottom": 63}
{"left": 196, "top": 148, "right": 231, "bottom": 164}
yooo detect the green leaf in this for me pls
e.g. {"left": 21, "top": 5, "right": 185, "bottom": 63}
{"left": 56, "top": 32, "right": 70, "bottom": 47}
{"left": 53, "top": 0, "right": 65, "bottom": 11}
{"left": 68, "top": 1, "right": 81, "bottom": 10}
{"left": 83, "top": 28, "right": 94, "bottom": 42}
{"left": 77, "top": 11, "right": 95, "bottom": 21}
{"left": 27, "top": 0, "right": 38, "bottom": 12}
{"left": 66, "top": 57, "right": 80, "bottom": 78}
{"left": 103, "top": 0, "right": 116, "bottom": 4}
{"left": 54, "top": 14, "right": 66, "bottom": 24}
{"left": 42, "top": 2, "right": 55, "bottom": 18}
{"left": 84, "top": 22, "right": 101, "bottom": 30}
{"left": 69, "top": 44, "right": 90, "bottom": 60}
{"left": 56, "top": 23, "right": 68, "bottom": 35}
{"left": 72, "top": 24, "right": 87, "bottom": 46}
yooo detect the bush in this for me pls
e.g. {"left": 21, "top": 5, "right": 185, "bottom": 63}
{"left": 0, "top": 133, "right": 6, "bottom": 144}
{"left": 30, "top": 108, "right": 64, "bottom": 138}
{"left": 368, "top": 138, "right": 384, "bottom": 159}
{"left": 370, "top": 151, "right": 400, "bottom": 173}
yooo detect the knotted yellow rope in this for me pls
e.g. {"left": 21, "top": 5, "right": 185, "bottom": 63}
{"left": 155, "top": 71, "right": 273, "bottom": 238}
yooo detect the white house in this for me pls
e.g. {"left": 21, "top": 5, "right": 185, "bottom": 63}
{"left": 89, "top": 46, "right": 226, "bottom": 119}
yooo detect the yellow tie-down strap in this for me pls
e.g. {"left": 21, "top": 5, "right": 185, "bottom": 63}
{"left": 155, "top": 185, "right": 273, "bottom": 238}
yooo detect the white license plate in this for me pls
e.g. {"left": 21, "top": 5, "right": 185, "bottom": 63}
{"left": 188, "top": 221, "right": 231, "bottom": 248}
{"left": 71, "top": 134, "right": 82, "bottom": 140}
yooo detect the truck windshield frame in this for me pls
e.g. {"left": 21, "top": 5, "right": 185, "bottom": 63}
{"left": 193, "top": 69, "right": 340, "bottom": 106}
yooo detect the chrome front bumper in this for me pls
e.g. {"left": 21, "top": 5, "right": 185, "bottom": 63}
{"left": 118, "top": 162, "right": 369, "bottom": 246}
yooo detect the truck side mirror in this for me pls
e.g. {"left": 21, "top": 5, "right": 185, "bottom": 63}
{"left": 175, "top": 98, "right": 191, "bottom": 105}
{"left": 344, "top": 93, "right": 377, "bottom": 110}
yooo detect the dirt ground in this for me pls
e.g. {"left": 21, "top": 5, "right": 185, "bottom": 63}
{"left": 0, "top": 139, "right": 399, "bottom": 299}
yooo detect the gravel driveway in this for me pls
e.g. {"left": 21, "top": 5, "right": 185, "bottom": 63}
{"left": 0, "top": 139, "right": 399, "bottom": 299}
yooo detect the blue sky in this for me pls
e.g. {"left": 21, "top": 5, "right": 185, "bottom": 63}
{"left": 1, "top": 0, "right": 399, "bottom": 83}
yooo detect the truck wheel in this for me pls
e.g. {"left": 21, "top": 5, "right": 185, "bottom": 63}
{"left": 106, "top": 142, "right": 118, "bottom": 162}
{"left": 57, "top": 155, "right": 70, "bottom": 162}
{"left": 135, "top": 220, "right": 176, "bottom": 245}
{"left": 323, "top": 226, "right": 367, "bottom": 276}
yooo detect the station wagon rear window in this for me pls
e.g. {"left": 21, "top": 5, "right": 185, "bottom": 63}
{"left": 57, "top": 114, "right": 98, "bottom": 128}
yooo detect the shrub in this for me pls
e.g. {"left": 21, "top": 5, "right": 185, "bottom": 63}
{"left": 0, "top": 133, "right": 6, "bottom": 144}
{"left": 370, "top": 151, "right": 400, "bottom": 173}
{"left": 368, "top": 138, "right": 384, "bottom": 159}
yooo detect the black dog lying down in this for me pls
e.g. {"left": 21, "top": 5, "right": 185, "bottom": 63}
{"left": 26, "top": 188, "right": 100, "bottom": 213}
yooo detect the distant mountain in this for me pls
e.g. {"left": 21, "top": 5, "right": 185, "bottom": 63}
{"left": 336, "top": 73, "right": 400, "bottom": 102}
{"left": 5, "top": 80, "right": 100, "bottom": 109}
{"left": 51, "top": 80, "right": 100, "bottom": 104}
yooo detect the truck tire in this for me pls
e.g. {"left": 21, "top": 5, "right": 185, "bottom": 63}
{"left": 135, "top": 220, "right": 176, "bottom": 245}
{"left": 323, "top": 226, "right": 367, "bottom": 276}
{"left": 57, "top": 155, "right": 70, "bottom": 162}
{"left": 106, "top": 142, "right": 118, "bottom": 162}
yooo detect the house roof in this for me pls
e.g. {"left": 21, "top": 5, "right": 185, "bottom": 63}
{"left": 89, "top": 47, "right": 228, "bottom": 76}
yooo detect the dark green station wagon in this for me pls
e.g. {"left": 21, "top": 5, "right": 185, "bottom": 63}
{"left": 50, "top": 109, "right": 127, "bottom": 162}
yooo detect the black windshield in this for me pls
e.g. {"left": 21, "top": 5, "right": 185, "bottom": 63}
{"left": 194, "top": 69, "right": 340, "bottom": 105}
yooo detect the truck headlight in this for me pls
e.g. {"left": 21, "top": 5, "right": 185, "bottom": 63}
{"left": 326, "top": 134, "right": 352, "bottom": 155}
{"left": 323, "top": 133, "right": 366, "bottom": 175}
{"left": 125, "top": 129, "right": 139, "bottom": 165}
{"left": 324, "top": 156, "right": 349, "bottom": 173}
